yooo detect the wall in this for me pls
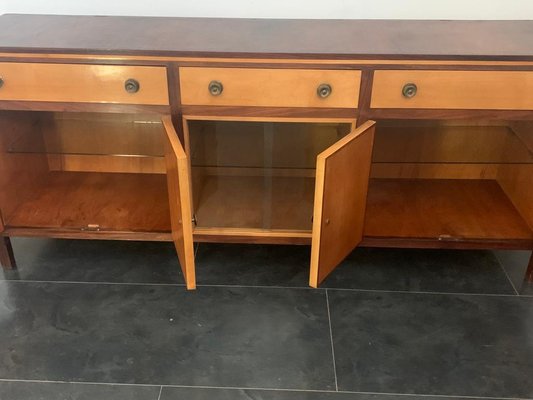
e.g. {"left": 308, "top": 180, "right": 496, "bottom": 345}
{"left": 1, "top": 0, "right": 533, "bottom": 19}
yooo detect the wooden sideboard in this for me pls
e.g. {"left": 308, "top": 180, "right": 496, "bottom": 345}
{"left": 0, "top": 15, "right": 532, "bottom": 290}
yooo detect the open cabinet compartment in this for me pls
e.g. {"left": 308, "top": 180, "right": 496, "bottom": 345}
{"left": 365, "top": 119, "right": 533, "bottom": 247}
{"left": 0, "top": 111, "right": 196, "bottom": 289}
{"left": 182, "top": 116, "right": 376, "bottom": 286}
{"left": 0, "top": 110, "right": 171, "bottom": 234}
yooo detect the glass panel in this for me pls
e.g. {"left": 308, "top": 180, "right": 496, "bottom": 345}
{"left": 373, "top": 120, "right": 533, "bottom": 164}
{"left": 0, "top": 110, "right": 170, "bottom": 232}
{"left": 187, "top": 120, "right": 353, "bottom": 231}
{"left": 7, "top": 112, "right": 164, "bottom": 157}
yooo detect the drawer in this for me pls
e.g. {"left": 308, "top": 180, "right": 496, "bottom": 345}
{"left": 371, "top": 70, "right": 533, "bottom": 110}
{"left": 0, "top": 62, "right": 169, "bottom": 105}
{"left": 179, "top": 67, "right": 361, "bottom": 108}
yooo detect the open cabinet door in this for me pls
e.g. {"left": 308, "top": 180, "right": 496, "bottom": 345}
{"left": 162, "top": 116, "right": 196, "bottom": 290}
{"left": 309, "top": 120, "right": 376, "bottom": 288}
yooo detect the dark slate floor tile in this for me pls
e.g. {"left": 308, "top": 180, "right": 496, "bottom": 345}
{"left": 0, "top": 380, "right": 159, "bottom": 400}
{"left": 0, "top": 281, "right": 334, "bottom": 390}
{"left": 159, "top": 387, "right": 494, "bottom": 399}
{"left": 195, "top": 243, "right": 310, "bottom": 287}
{"left": 322, "top": 248, "right": 515, "bottom": 295}
{"left": 328, "top": 290, "right": 533, "bottom": 398}
{"left": 0, "top": 238, "right": 183, "bottom": 285}
{"left": 196, "top": 243, "right": 514, "bottom": 295}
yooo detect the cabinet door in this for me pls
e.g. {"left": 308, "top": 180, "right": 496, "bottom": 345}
{"left": 162, "top": 116, "right": 196, "bottom": 290}
{"left": 309, "top": 120, "right": 376, "bottom": 287}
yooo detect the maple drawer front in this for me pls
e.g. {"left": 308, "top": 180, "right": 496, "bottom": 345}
{"left": 371, "top": 70, "right": 533, "bottom": 110}
{"left": 0, "top": 62, "right": 169, "bottom": 105}
{"left": 179, "top": 67, "right": 361, "bottom": 108}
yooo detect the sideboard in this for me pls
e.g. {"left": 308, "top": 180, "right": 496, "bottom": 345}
{"left": 0, "top": 15, "right": 531, "bottom": 289}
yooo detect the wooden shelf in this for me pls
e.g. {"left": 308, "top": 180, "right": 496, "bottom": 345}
{"left": 364, "top": 179, "right": 533, "bottom": 243}
{"left": 5, "top": 172, "right": 171, "bottom": 234}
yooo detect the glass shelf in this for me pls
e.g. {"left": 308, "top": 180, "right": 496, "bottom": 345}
{"left": 6, "top": 112, "right": 165, "bottom": 158}
{"left": 373, "top": 121, "right": 533, "bottom": 165}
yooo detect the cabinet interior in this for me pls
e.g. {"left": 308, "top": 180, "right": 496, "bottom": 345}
{"left": 186, "top": 117, "right": 533, "bottom": 244}
{"left": 0, "top": 110, "right": 171, "bottom": 234}
{"left": 186, "top": 119, "right": 353, "bottom": 235}
{"left": 368, "top": 119, "right": 533, "bottom": 242}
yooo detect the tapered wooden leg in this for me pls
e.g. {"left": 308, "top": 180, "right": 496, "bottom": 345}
{"left": 0, "top": 237, "right": 16, "bottom": 270}
{"left": 526, "top": 255, "right": 533, "bottom": 283}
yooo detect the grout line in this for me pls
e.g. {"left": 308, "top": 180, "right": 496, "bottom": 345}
{"left": 0, "top": 378, "right": 530, "bottom": 400}
{"left": 495, "top": 257, "right": 520, "bottom": 296}
{"left": 323, "top": 287, "right": 524, "bottom": 298}
{"left": 0, "top": 279, "right": 186, "bottom": 287}
{"left": 157, "top": 385, "right": 163, "bottom": 400}
{"left": 0, "top": 378, "right": 158, "bottom": 388}
{"left": 325, "top": 289, "right": 339, "bottom": 391}
{"left": 1, "top": 279, "right": 531, "bottom": 299}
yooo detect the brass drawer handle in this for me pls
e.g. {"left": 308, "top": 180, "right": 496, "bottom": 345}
{"left": 124, "top": 79, "right": 140, "bottom": 94}
{"left": 0, "top": 77, "right": 4, "bottom": 89}
{"left": 402, "top": 83, "right": 417, "bottom": 98}
{"left": 317, "top": 83, "right": 332, "bottom": 98}
{"left": 208, "top": 80, "right": 223, "bottom": 96}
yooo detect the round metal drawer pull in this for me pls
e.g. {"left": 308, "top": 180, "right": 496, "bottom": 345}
{"left": 317, "top": 83, "right": 332, "bottom": 98}
{"left": 124, "top": 79, "right": 140, "bottom": 94}
{"left": 208, "top": 80, "right": 223, "bottom": 96}
{"left": 0, "top": 77, "right": 4, "bottom": 89}
{"left": 402, "top": 83, "right": 418, "bottom": 98}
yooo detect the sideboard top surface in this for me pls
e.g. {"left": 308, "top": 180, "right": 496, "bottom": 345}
{"left": 0, "top": 14, "right": 533, "bottom": 60}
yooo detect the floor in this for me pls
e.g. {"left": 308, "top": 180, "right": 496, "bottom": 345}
{"left": 0, "top": 239, "right": 532, "bottom": 400}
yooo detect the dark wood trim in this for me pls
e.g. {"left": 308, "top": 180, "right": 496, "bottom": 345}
{"left": 193, "top": 233, "right": 311, "bottom": 245}
{"left": 2, "top": 227, "right": 172, "bottom": 242}
{"left": 526, "top": 255, "right": 533, "bottom": 283}
{"left": 0, "top": 101, "right": 170, "bottom": 114}
{"left": 355, "top": 69, "right": 374, "bottom": 126}
{"left": 0, "top": 237, "right": 15, "bottom": 270}
{"left": 166, "top": 63, "right": 186, "bottom": 143}
{"left": 180, "top": 105, "right": 357, "bottom": 119}
{"left": 361, "top": 236, "right": 533, "bottom": 250}
{"left": 0, "top": 213, "right": 16, "bottom": 269}
{"left": 2, "top": 16, "right": 533, "bottom": 62}
{"left": 367, "top": 108, "right": 533, "bottom": 120}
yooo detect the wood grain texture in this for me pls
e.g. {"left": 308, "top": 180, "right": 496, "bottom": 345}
{"left": 309, "top": 121, "right": 375, "bottom": 287}
{"left": 5, "top": 172, "right": 171, "bottom": 232}
{"left": 372, "top": 70, "right": 533, "bottom": 110}
{"left": 497, "top": 164, "right": 533, "bottom": 231}
{"left": 364, "top": 179, "right": 533, "bottom": 242}
{"left": 0, "top": 62, "right": 169, "bottom": 105}
{"left": 2, "top": 15, "right": 533, "bottom": 60}
{"left": 4, "top": 227, "right": 172, "bottom": 242}
{"left": 194, "top": 227, "right": 312, "bottom": 245}
{"left": 6, "top": 52, "right": 533, "bottom": 67}
{"left": 360, "top": 236, "right": 533, "bottom": 250}
{"left": 179, "top": 67, "right": 360, "bottom": 108}
{"left": 180, "top": 106, "right": 356, "bottom": 119}
{"left": 162, "top": 116, "right": 196, "bottom": 290}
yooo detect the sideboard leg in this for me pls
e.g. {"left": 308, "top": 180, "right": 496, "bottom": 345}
{"left": 0, "top": 237, "right": 16, "bottom": 270}
{"left": 526, "top": 254, "right": 533, "bottom": 283}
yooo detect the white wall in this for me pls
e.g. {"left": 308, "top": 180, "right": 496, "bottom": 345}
{"left": 0, "top": 0, "right": 533, "bottom": 19}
